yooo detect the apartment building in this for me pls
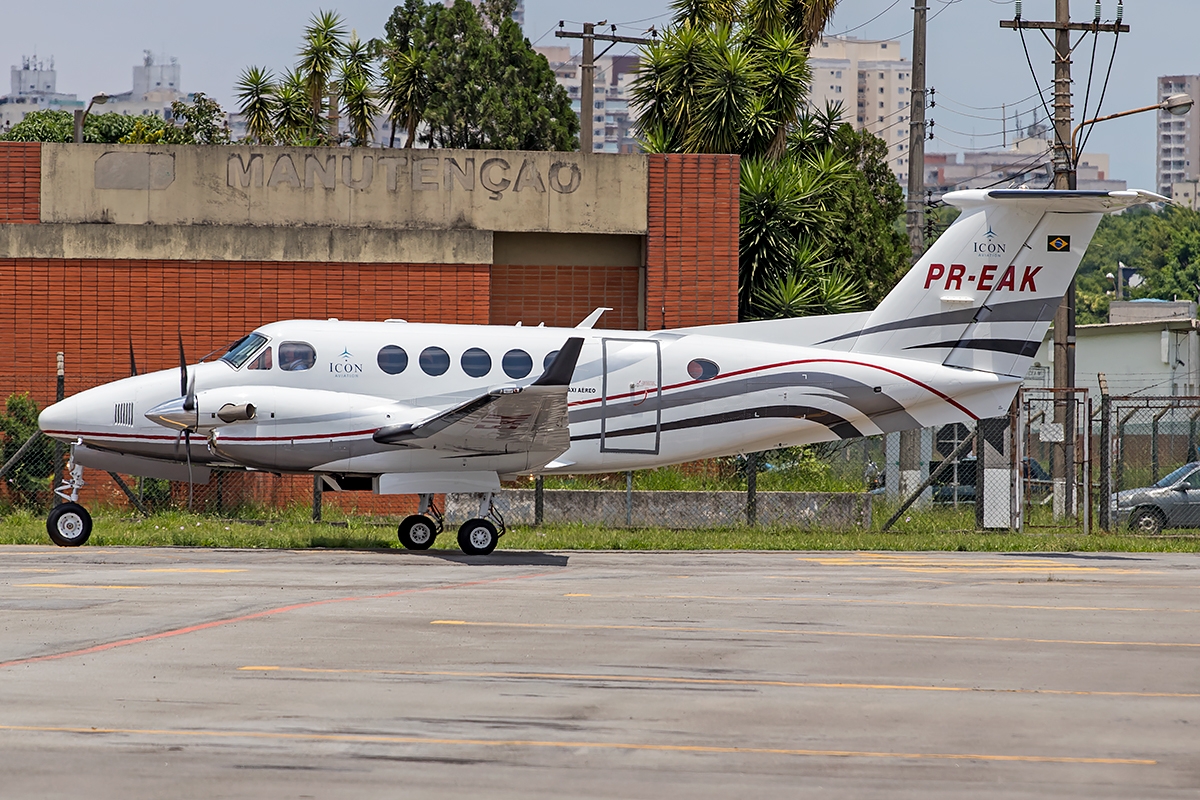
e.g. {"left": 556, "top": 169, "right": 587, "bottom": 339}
{"left": 536, "top": 45, "right": 640, "bottom": 154}
{"left": 1157, "top": 75, "right": 1200, "bottom": 196}
{"left": 807, "top": 36, "right": 912, "bottom": 181}
{"left": 0, "top": 55, "right": 82, "bottom": 132}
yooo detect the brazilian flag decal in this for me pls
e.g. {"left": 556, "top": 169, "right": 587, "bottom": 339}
{"left": 1047, "top": 235, "right": 1071, "bottom": 252}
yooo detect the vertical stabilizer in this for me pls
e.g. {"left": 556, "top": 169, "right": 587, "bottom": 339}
{"left": 816, "top": 189, "right": 1165, "bottom": 377}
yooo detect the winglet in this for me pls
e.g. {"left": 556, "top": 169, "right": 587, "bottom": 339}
{"left": 576, "top": 308, "right": 611, "bottom": 329}
{"left": 532, "top": 337, "right": 584, "bottom": 387}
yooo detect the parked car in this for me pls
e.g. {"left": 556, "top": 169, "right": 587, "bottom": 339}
{"left": 1112, "top": 462, "right": 1200, "bottom": 534}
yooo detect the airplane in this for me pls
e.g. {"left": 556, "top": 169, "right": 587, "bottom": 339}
{"left": 37, "top": 188, "right": 1164, "bottom": 553}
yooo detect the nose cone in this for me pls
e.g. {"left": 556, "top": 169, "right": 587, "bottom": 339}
{"left": 38, "top": 397, "right": 78, "bottom": 437}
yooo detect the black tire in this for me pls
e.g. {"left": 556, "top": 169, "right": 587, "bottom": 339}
{"left": 457, "top": 518, "right": 499, "bottom": 555}
{"left": 1130, "top": 508, "right": 1165, "bottom": 535}
{"left": 47, "top": 502, "right": 92, "bottom": 547}
{"left": 398, "top": 514, "right": 438, "bottom": 550}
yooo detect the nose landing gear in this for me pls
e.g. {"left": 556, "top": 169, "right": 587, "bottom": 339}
{"left": 48, "top": 454, "right": 92, "bottom": 547}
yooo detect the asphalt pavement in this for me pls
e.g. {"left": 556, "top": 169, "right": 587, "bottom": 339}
{"left": 2, "top": 546, "right": 1198, "bottom": 798}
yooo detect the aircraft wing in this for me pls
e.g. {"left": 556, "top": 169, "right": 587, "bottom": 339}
{"left": 372, "top": 338, "right": 583, "bottom": 457}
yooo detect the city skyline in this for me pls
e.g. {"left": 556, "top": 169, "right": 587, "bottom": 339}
{"left": 2, "top": 0, "right": 1197, "bottom": 191}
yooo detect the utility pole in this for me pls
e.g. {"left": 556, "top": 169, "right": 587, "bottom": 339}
{"left": 1001, "top": 3, "right": 1128, "bottom": 392}
{"left": 905, "top": 0, "right": 928, "bottom": 261}
{"left": 556, "top": 22, "right": 655, "bottom": 153}
{"left": 1001, "top": 3, "right": 1128, "bottom": 522}
{"left": 900, "top": 0, "right": 929, "bottom": 507}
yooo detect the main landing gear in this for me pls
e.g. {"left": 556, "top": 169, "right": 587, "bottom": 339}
{"left": 47, "top": 453, "right": 92, "bottom": 547}
{"left": 396, "top": 493, "right": 506, "bottom": 556}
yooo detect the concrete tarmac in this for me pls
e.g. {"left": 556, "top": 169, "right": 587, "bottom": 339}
{"left": 1, "top": 546, "right": 1198, "bottom": 799}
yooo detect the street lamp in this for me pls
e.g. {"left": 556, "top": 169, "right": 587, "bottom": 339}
{"left": 72, "top": 94, "right": 109, "bottom": 144}
{"left": 1071, "top": 93, "right": 1194, "bottom": 162}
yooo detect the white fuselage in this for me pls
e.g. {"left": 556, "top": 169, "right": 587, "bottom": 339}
{"left": 39, "top": 319, "right": 1017, "bottom": 481}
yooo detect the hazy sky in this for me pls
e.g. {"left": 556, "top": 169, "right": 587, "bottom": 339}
{"left": 3, "top": 1, "right": 1196, "bottom": 190}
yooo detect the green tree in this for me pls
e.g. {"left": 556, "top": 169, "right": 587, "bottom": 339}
{"left": 339, "top": 33, "right": 380, "bottom": 145}
{"left": 272, "top": 69, "right": 314, "bottom": 145}
{"left": 298, "top": 10, "right": 349, "bottom": 128}
{"left": 381, "top": 0, "right": 577, "bottom": 150}
{"left": 630, "top": 0, "right": 910, "bottom": 319}
{"left": 1, "top": 109, "right": 169, "bottom": 143}
{"left": 0, "top": 394, "right": 55, "bottom": 508}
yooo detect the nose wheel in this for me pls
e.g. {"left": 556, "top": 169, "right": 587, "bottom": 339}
{"left": 47, "top": 502, "right": 92, "bottom": 547}
{"left": 47, "top": 451, "right": 91, "bottom": 547}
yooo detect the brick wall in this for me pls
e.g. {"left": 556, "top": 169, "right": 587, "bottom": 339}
{"left": 645, "top": 154, "right": 740, "bottom": 329}
{"left": 0, "top": 259, "right": 490, "bottom": 404}
{"left": 489, "top": 264, "right": 640, "bottom": 329}
{"left": 0, "top": 142, "right": 41, "bottom": 224}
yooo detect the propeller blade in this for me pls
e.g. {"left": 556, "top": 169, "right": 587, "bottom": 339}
{"left": 128, "top": 338, "right": 138, "bottom": 377}
{"left": 183, "top": 373, "right": 196, "bottom": 413}
{"left": 178, "top": 333, "right": 188, "bottom": 398}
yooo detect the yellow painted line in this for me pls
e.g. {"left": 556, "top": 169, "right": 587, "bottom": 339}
{"left": 132, "top": 569, "right": 247, "bottom": 574}
{"left": 237, "top": 665, "right": 1200, "bottom": 699}
{"left": 641, "top": 595, "right": 1200, "bottom": 615}
{"left": 16, "top": 583, "right": 146, "bottom": 590}
{"left": 0, "top": 724, "right": 1155, "bottom": 765}
{"left": 430, "top": 620, "right": 1200, "bottom": 649}
{"left": 562, "top": 593, "right": 591, "bottom": 597}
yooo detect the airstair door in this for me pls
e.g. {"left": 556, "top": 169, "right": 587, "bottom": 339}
{"left": 600, "top": 338, "right": 662, "bottom": 455}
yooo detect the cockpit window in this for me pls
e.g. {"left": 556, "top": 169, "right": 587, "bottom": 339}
{"left": 279, "top": 342, "right": 316, "bottom": 371}
{"left": 221, "top": 333, "right": 269, "bottom": 369}
{"left": 248, "top": 347, "right": 273, "bottom": 370}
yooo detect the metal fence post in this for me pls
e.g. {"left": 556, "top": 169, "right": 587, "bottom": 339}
{"left": 1098, "top": 375, "right": 1112, "bottom": 532}
{"left": 312, "top": 474, "right": 322, "bottom": 522}
{"left": 625, "top": 471, "right": 633, "bottom": 527}
{"left": 534, "top": 475, "right": 544, "bottom": 527}
{"left": 746, "top": 451, "right": 758, "bottom": 526}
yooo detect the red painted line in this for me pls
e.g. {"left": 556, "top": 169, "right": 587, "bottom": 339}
{"left": 0, "top": 571, "right": 556, "bottom": 670}
{"left": 568, "top": 358, "right": 979, "bottom": 421}
{"left": 219, "top": 428, "right": 378, "bottom": 443}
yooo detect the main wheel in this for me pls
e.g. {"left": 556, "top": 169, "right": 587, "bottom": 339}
{"left": 457, "top": 518, "right": 499, "bottom": 555}
{"left": 1130, "top": 508, "right": 1165, "bottom": 535}
{"left": 398, "top": 514, "right": 438, "bottom": 550}
{"left": 47, "top": 502, "right": 92, "bottom": 547}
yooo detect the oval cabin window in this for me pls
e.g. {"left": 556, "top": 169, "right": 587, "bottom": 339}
{"left": 461, "top": 347, "right": 492, "bottom": 378}
{"left": 502, "top": 349, "right": 533, "bottom": 379}
{"left": 419, "top": 346, "right": 451, "bottom": 376}
{"left": 687, "top": 358, "right": 720, "bottom": 381}
{"left": 377, "top": 345, "right": 408, "bottom": 375}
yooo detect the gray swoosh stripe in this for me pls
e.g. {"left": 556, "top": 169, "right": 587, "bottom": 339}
{"left": 571, "top": 405, "right": 863, "bottom": 443}
{"left": 569, "top": 371, "right": 917, "bottom": 432}
{"left": 905, "top": 338, "right": 1041, "bottom": 357}
{"left": 816, "top": 297, "right": 1057, "bottom": 346}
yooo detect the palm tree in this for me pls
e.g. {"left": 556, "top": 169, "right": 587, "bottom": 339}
{"left": 380, "top": 46, "right": 431, "bottom": 148}
{"left": 273, "top": 69, "right": 311, "bottom": 145}
{"left": 234, "top": 66, "right": 277, "bottom": 144}
{"left": 297, "top": 10, "right": 348, "bottom": 129}
{"left": 339, "top": 33, "right": 380, "bottom": 145}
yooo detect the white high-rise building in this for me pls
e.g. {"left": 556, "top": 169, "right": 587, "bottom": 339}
{"left": 807, "top": 36, "right": 912, "bottom": 182}
{"left": 102, "top": 51, "right": 185, "bottom": 120}
{"left": 0, "top": 54, "right": 81, "bottom": 132}
{"left": 536, "top": 46, "right": 641, "bottom": 154}
{"left": 1157, "top": 75, "right": 1200, "bottom": 196}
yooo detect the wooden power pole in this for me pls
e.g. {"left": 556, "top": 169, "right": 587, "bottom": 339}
{"left": 1001, "top": 2, "right": 1129, "bottom": 392}
{"left": 556, "top": 23, "right": 655, "bottom": 153}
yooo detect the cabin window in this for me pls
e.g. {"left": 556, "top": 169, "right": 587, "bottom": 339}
{"left": 221, "top": 332, "right": 268, "bottom": 369}
{"left": 279, "top": 342, "right": 316, "bottom": 371}
{"left": 247, "top": 347, "right": 273, "bottom": 370}
{"left": 687, "top": 358, "right": 720, "bottom": 381}
{"left": 419, "top": 346, "right": 450, "bottom": 376}
{"left": 543, "top": 350, "right": 560, "bottom": 371}
{"left": 502, "top": 349, "right": 533, "bottom": 379}
{"left": 461, "top": 347, "right": 492, "bottom": 378}
{"left": 377, "top": 345, "right": 408, "bottom": 375}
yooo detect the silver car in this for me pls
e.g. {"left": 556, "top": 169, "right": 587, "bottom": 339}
{"left": 1112, "top": 462, "right": 1200, "bottom": 534}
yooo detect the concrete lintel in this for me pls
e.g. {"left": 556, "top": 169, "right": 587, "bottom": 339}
{"left": 0, "top": 223, "right": 492, "bottom": 265}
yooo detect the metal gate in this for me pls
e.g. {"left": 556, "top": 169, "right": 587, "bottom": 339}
{"left": 1018, "top": 387, "right": 1090, "bottom": 532}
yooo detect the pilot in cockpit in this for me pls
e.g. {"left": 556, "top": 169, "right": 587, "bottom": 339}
{"left": 279, "top": 342, "right": 315, "bottom": 371}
